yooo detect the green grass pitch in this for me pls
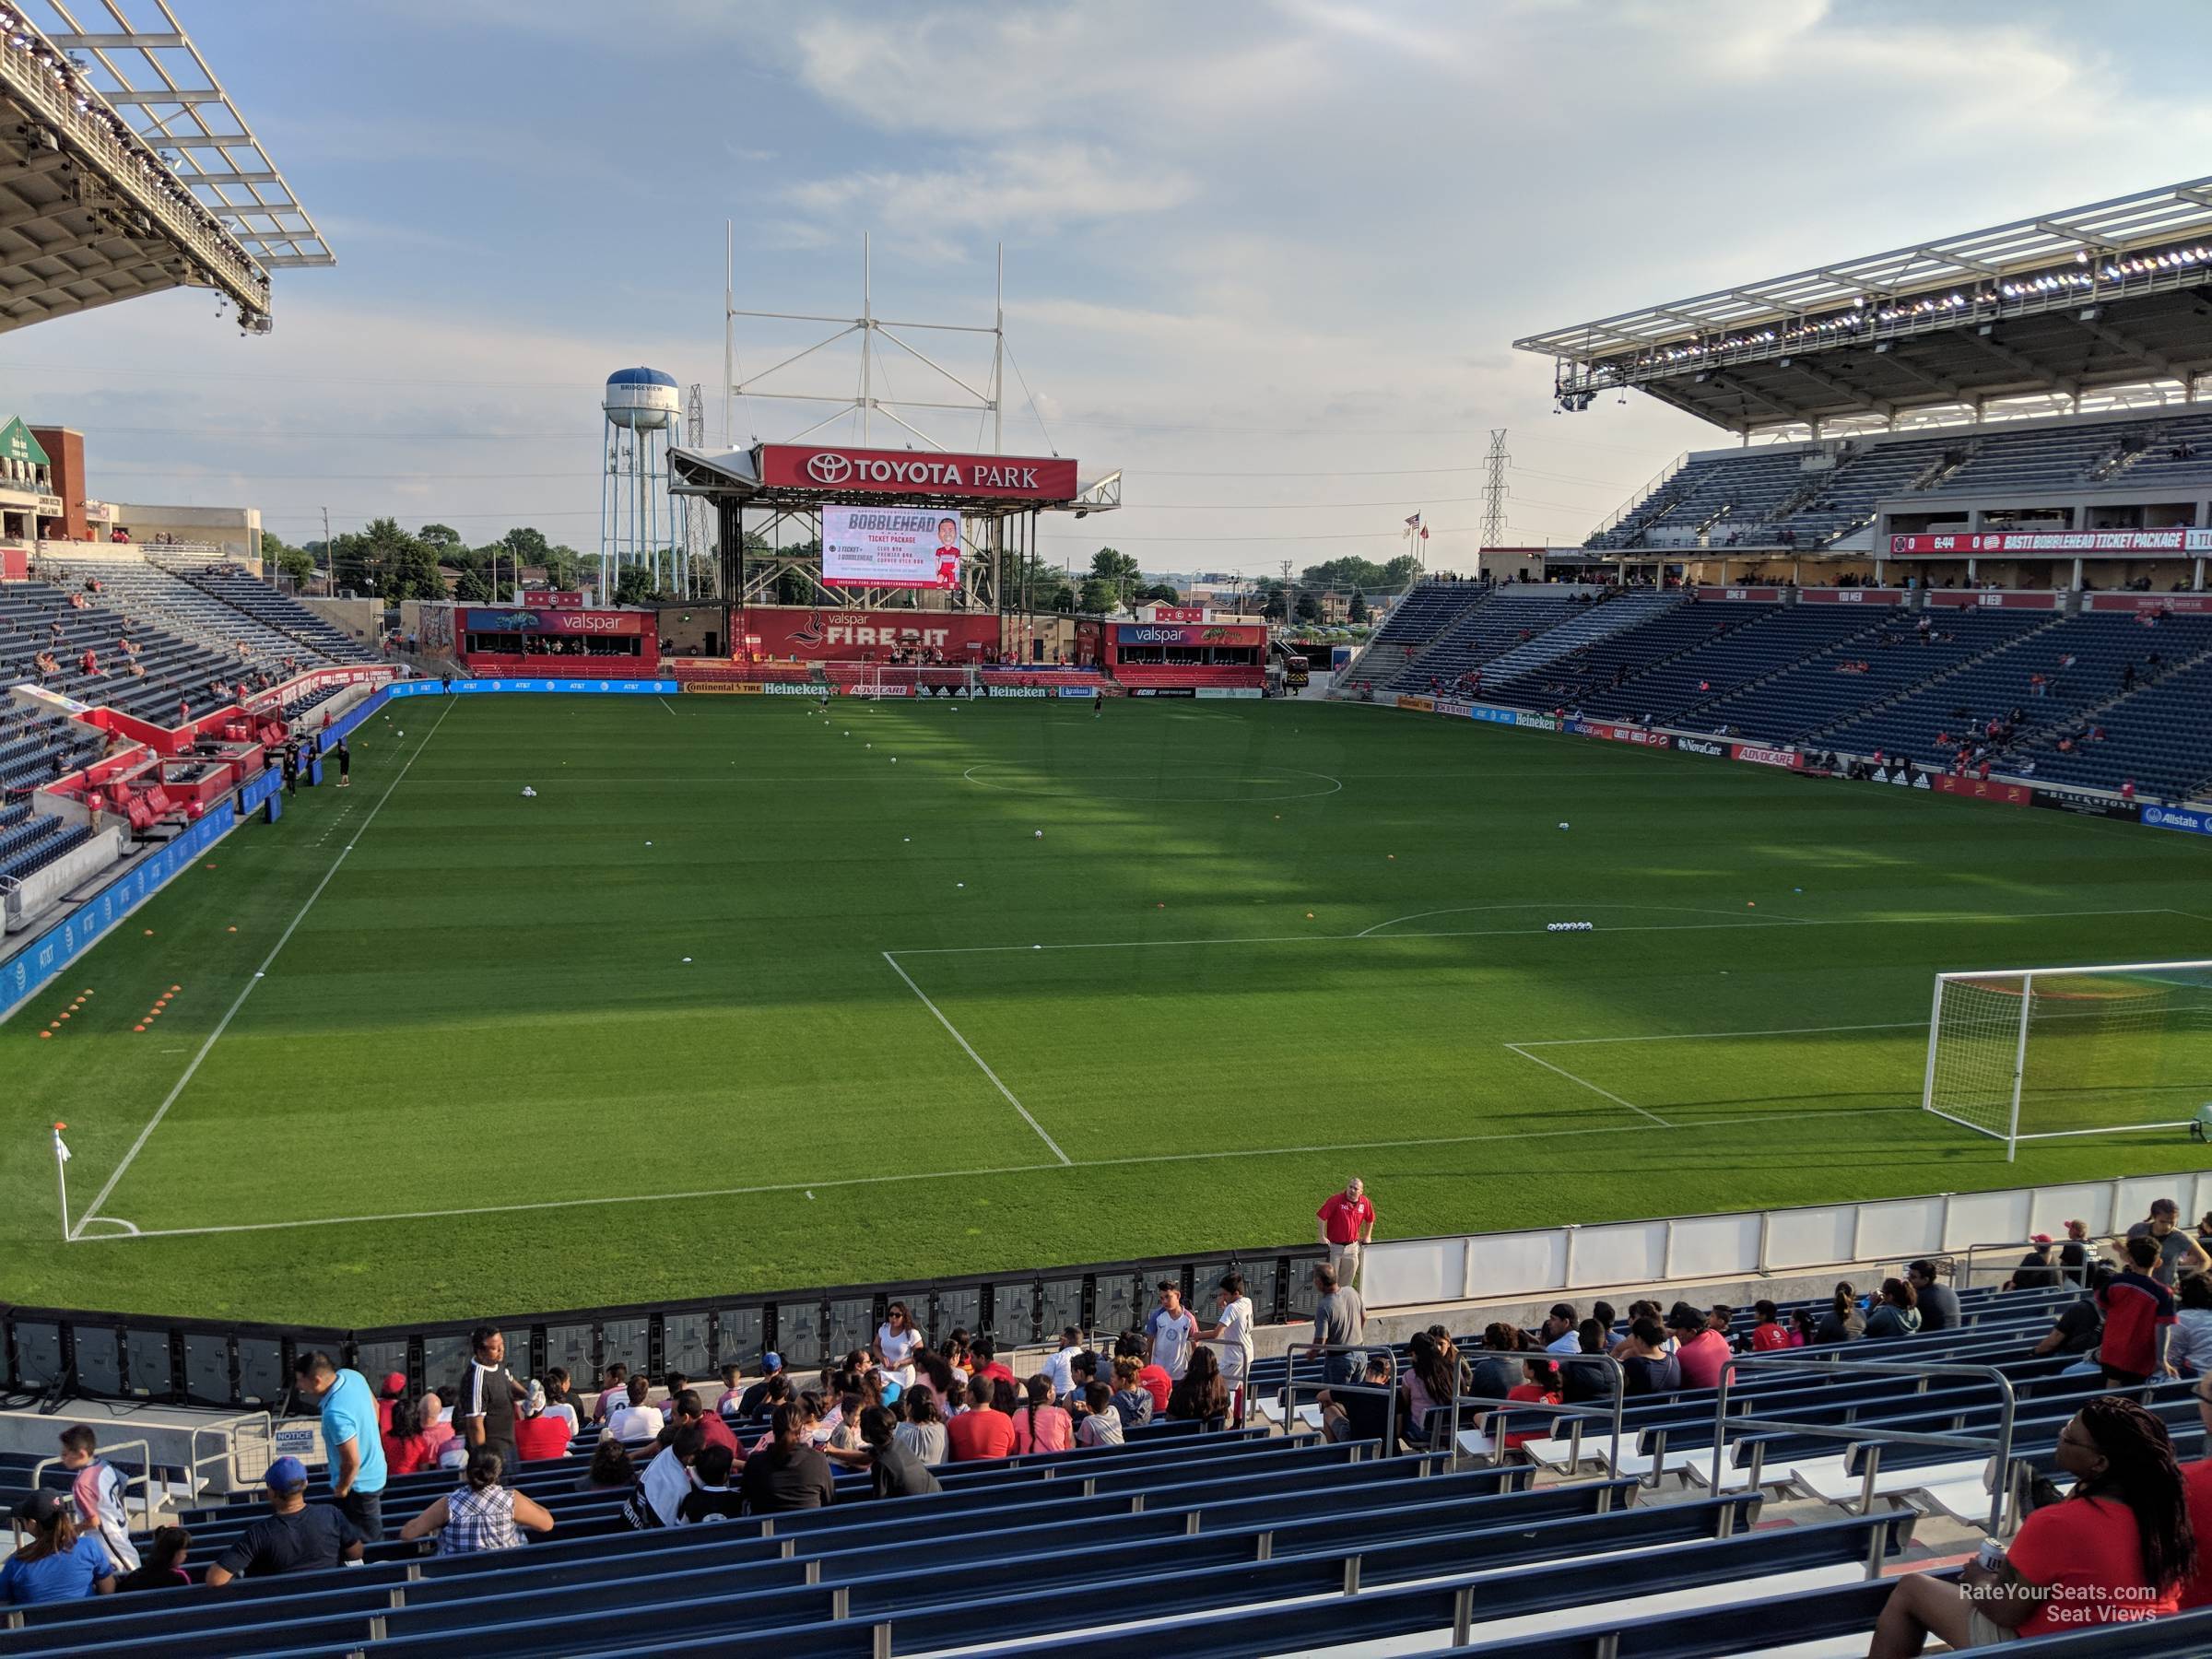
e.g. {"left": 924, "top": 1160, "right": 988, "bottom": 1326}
{"left": 4, "top": 692, "right": 2208, "bottom": 1326}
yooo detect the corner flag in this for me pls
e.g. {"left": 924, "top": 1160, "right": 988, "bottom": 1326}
{"left": 52, "top": 1123, "right": 69, "bottom": 1163}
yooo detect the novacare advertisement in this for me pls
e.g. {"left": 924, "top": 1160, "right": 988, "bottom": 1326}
{"left": 822, "top": 505, "right": 962, "bottom": 590}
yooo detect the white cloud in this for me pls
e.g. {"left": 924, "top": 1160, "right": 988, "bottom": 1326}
{"left": 784, "top": 145, "right": 1197, "bottom": 258}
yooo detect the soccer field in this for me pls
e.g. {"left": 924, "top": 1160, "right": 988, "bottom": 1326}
{"left": 6, "top": 692, "right": 2210, "bottom": 1325}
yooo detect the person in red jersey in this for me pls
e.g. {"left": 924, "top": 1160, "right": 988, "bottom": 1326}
{"left": 1317, "top": 1177, "right": 1376, "bottom": 1289}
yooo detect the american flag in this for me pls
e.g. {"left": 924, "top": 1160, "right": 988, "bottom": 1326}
{"left": 1403, "top": 512, "right": 1423, "bottom": 539}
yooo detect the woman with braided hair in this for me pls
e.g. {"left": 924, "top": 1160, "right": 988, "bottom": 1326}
{"left": 1869, "top": 1394, "right": 2194, "bottom": 1653}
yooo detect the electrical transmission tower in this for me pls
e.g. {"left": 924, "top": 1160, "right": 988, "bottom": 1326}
{"left": 1478, "top": 429, "right": 1510, "bottom": 549}
{"left": 683, "top": 382, "right": 716, "bottom": 594}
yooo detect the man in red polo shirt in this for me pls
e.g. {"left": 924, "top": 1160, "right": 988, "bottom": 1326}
{"left": 1317, "top": 1177, "right": 1376, "bottom": 1289}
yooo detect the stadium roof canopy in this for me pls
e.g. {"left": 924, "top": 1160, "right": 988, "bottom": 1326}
{"left": 0, "top": 1, "right": 331, "bottom": 334}
{"left": 1514, "top": 179, "right": 2212, "bottom": 434}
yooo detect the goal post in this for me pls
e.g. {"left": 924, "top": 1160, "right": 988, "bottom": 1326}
{"left": 1924, "top": 959, "right": 2212, "bottom": 1160}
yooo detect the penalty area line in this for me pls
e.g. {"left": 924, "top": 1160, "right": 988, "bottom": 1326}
{"left": 1504, "top": 1041, "right": 1674, "bottom": 1127}
{"left": 69, "top": 700, "right": 458, "bottom": 1241}
{"left": 882, "top": 950, "right": 1071, "bottom": 1165}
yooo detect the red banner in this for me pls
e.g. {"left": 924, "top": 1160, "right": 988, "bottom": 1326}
{"left": 463, "top": 607, "right": 647, "bottom": 635}
{"left": 0, "top": 546, "right": 26, "bottom": 582}
{"left": 1577, "top": 720, "right": 1672, "bottom": 747}
{"left": 1923, "top": 590, "right": 2062, "bottom": 610}
{"left": 1798, "top": 589, "right": 1904, "bottom": 605}
{"left": 1888, "top": 529, "right": 2212, "bottom": 556}
{"left": 1934, "top": 774, "right": 2030, "bottom": 807}
{"left": 738, "top": 607, "right": 1004, "bottom": 660}
{"left": 520, "top": 590, "right": 584, "bottom": 608}
{"left": 1146, "top": 605, "right": 1206, "bottom": 623}
{"left": 2083, "top": 593, "right": 2212, "bottom": 614}
{"left": 1695, "top": 586, "right": 1782, "bottom": 602}
{"left": 757, "top": 444, "right": 1081, "bottom": 502}
{"left": 1732, "top": 742, "right": 1801, "bottom": 769}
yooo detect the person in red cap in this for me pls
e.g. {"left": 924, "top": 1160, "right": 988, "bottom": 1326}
{"left": 376, "top": 1371, "right": 408, "bottom": 1433}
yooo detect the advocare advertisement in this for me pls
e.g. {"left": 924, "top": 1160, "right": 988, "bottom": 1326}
{"left": 822, "top": 505, "right": 962, "bottom": 590}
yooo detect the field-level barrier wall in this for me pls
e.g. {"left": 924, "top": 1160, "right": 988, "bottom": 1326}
{"left": 7, "top": 1169, "right": 2204, "bottom": 1410}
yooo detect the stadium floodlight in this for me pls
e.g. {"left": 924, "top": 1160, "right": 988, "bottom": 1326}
{"left": 1923, "top": 959, "right": 2212, "bottom": 1161}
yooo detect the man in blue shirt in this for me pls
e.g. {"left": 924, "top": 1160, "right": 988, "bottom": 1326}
{"left": 292, "top": 1351, "right": 388, "bottom": 1541}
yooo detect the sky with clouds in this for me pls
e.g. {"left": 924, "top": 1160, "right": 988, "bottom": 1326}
{"left": 14, "top": 0, "right": 2212, "bottom": 576}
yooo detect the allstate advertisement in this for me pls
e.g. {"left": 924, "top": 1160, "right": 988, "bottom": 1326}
{"left": 822, "top": 505, "right": 962, "bottom": 590}
{"left": 2143, "top": 805, "right": 2212, "bottom": 836}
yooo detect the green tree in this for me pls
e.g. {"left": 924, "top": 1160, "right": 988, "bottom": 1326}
{"left": 260, "top": 530, "right": 316, "bottom": 588}
{"left": 542, "top": 545, "right": 585, "bottom": 590}
{"left": 612, "top": 565, "right": 658, "bottom": 607}
{"left": 1139, "top": 582, "right": 1181, "bottom": 605}
{"left": 1078, "top": 575, "right": 1123, "bottom": 614}
{"left": 330, "top": 516, "right": 441, "bottom": 602}
{"left": 1294, "top": 588, "right": 1323, "bottom": 625}
{"left": 1086, "top": 548, "right": 1142, "bottom": 612}
{"left": 501, "top": 526, "right": 552, "bottom": 565}
{"left": 453, "top": 566, "right": 492, "bottom": 603}
{"left": 418, "top": 524, "right": 462, "bottom": 550}
{"left": 1348, "top": 590, "right": 1370, "bottom": 624}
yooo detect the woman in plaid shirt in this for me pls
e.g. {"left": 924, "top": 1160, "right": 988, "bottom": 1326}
{"left": 399, "top": 1451, "right": 555, "bottom": 1557}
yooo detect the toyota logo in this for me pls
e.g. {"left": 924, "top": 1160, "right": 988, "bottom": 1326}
{"left": 805, "top": 452, "right": 852, "bottom": 485}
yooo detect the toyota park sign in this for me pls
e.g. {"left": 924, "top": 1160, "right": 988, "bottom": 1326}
{"left": 759, "top": 444, "right": 1081, "bottom": 502}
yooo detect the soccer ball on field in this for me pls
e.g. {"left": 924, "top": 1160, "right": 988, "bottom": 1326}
{"left": 1033, "top": 830, "right": 1043, "bottom": 839}
{"left": 1558, "top": 821, "right": 1570, "bottom": 830}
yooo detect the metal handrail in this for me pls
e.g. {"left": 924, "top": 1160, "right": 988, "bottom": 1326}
{"left": 1445, "top": 1346, "right": 1628, "bottom": 1489}
{"left": 1277, "top": 1341, "right": 1395, "bottom": 1451}
{"left": 192, "top": 1410, "right": 276, "bottom": 1499}
{"left": 1711, "top": 1352, "right": 2019, "bottom": 1535}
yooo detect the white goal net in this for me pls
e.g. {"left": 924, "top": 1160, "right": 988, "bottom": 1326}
{"left": 1924, "top": 959, "right": 2212, "bottom": 1159}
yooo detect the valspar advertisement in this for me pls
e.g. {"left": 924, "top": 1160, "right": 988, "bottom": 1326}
{"left": 822, "top": 506, "right": 962, "bottom": 590}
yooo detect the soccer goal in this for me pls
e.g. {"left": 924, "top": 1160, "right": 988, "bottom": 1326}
{"left": 1923, "top": 959, "right": 2212, "bottom": 1159}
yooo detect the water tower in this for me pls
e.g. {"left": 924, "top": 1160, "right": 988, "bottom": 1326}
{"left": 600, "top": 366, "right": 682, "bottom": 599}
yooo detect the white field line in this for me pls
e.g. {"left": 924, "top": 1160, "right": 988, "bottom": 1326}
{"left": 1515, "top": 1020, "right": 1926, "bottom": 1047}
{"left": 656, "top": 697, "right": 679, "bottom": 715}
{"left": 1356, "top": 901, "right": 1818, "bottom": 938}
{"left": 882, "top": 950, "right": 1071, "bottom": 1165}
{"left": 888, "top": 907, "right": 2174, "bottom": 959}
{"left": 70, "top": 700, "right": 458, "bottom": 1239}
{"left": 67, "top": 1104, "right": 1925, "bottom": 1243}
{"left": 1503, "top": 1042, "right": 1674, "bottom": 1128}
